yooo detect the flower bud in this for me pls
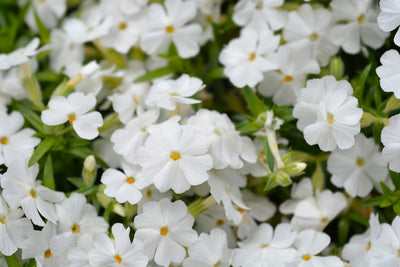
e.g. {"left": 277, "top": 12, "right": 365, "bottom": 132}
{"left": 82, "top": 155, "right": 97, "bottom": 186}
{"left": 329, "top": 57, "right": 345, "bottom": 80}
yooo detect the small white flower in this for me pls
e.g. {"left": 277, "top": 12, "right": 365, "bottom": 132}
{"left": 137, "top": 118, "right": 213, "bottom": 194}
{"left": 381, "top": 114, "right": 400, "bottom": 172}
{"left": 101, "top": 161, "right": 149, "bottom": 204}
{"left": 20, "top": 0, "right": 66, "bottom": 32}
{"left": 67, "top": 234, "right": 95, "bottom": 267}
{"left": 1, "top": 161, "right": 65, "bottom": 226}
{"left": 134, "top": 198, "right": 198, "bottom": 267}
{"left": 0, "top": 110, "right": 40, "bottom": 166}
{"left": 145, "top": 74, "right": 204, "bottom": 110}
{"left": 280, "top": 177, "right": 314, "bottom": 215}
{"left": 293, "top": 76, "right": 363, "bottom": 151}
{"left": 140, "top": 0, "right": 202, "bottom": 58}
{"left": 219, "top": 28, "right": 279, "bottom": 88}
{"left": 377, "top": 0, "right": 400, "bottom": 46}
{"left": 88, "top": 223, "right": 148, "bottom": 267}
{"left": 376, "top": 49, "right": 400, "bottom": 98}
{"left": 327, "top": 134, "right": 389, "bottom": 198}
{"left": 41, "top": 92, "right": 103, "bottom": 140}
{"left": 183, "top": 228, "right": 231, "bottom": 267}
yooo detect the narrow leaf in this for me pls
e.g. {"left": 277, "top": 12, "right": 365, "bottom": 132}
{"left": 67, "top": 177, "right": 86, "bottom": 189}
{"left": 29, "top": 138, "right": 55, "bottom": 167}
{"left": 103, "top": 201, "right": 113, "bottom": 223}
{"left": 33, "top": 8, "right": 49, "bottom": 44}
{"left": 4, "top": 254, "right": 22, "bottom": 267}
{"left": 134, "top": 66, "right": 175, "bottom": 83}
{"left": 43, "top": 154, "right": 55, "bottom": 190}
{"left": 243, "top": 86, "right": 267, "bottom": 116}
{"left": 262, "top": 137, "right": 275, "bottom": 172}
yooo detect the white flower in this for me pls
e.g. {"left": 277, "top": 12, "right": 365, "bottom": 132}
{"left": 183, "top": 228, "right": 231, "bottom": 267}
{"left": 137, "top": 118, "right": 213, "bottom": 194}
{"left": 377, "top": 0, "right": 400, "bottom": 46}
{"left": 208, "top": 168, "right": 249, "bottom": 225}
{"left": 376, "top": 49, "right": 400, "bottom": 98}
{"left": 111, "top": 108, "right": 159, "bottom": 164}
{"left": 280, "top": 177, "right": 313, "bottom": 215}
{"left": 101, "top": 161, "right": 149, "bottom": 204}
{"left": 137, "top": 185, "right": 172, "bottom": 214}
{"left": 329, "top": 0, "right": 388, "bottom": 54}
{"left": 258, "top": 45, "right": 320, "bottom": 105}
{"left": 293, "top": 76, "right": 363, "bottom": 151}
{"left": 290, "top": 190, "right": 347, "bottom": 231}
{"left": 134, "top": 198, "right": 198, "bottom": 267}
{"left": 88, "top": 223, "right": 148, "bottom": 267}
{"left": 1, "top": 161, "right": 65, "bottom": 226}
{"left": 0, "top": 195, "right": 32, "bottom": 256}
{"left": 67, "top": 234, "right": 95, "bottom": 267}
{"left": 219, "top": 28, "right": 279, "bottom": 88}
{"left": 233, "top": 0, "right": 287, "bottom": 31}
{"left": 327, "top": 134, "right": 389, "bottom": 198}
{"left": 41, "top": 92, "right": 103, "bottom": 140}
{"left": 140, "top": 0, "right": 202, "bottom": 58}
{"left": 288, "top": 229, "right": 344, "bottom": 267}
{"left": 0, "top": 110, "right": 40, "bottom": 166}
{"left": 55, "top": 193, "right": 108, "bottom": 247}
{"left": 20, "top": 0, "right": 66, "bottom": 32}
{"left": 381, "top": 114, "right": 400, "bottom": 172}
{"left": 187, "top": 109, "right": 245, "bottom": 169}
{"left": 232, "top": 223, "right": 297, "bottom": 267}
{"left": 145, "top": 74, "right": 204, "bottom": 110}
{"left": 22, "top": 223, "right": 70, "bottom": 267}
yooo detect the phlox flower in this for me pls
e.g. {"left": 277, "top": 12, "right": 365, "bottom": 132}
{"left": 67, "top": 234, "right": 94, "bottom": 267}
{"left": 376, "top": 49, "right": 400, "bottom": 98}
{"left": 329, "top": 0, "right": 388, "bottom": 54}
{"left": 377, "top": 0, "right": 400, "bottom": 46}
{"left": 0, "top": 67, "right": 27, "bottom": 106}
{"left": 232, "top": 223, "right": 297, "bottom": 267}
{"left": 327, "top": 134, "right": 389, "bottom": 198}
{"left": 137, "top": 185, "right": 172, "bottom": 214}
{"left": 1, "top": 161, "right": 65, "bottom": 226}
{"left": 145, "top": 74, "right": 204, "bottom": 111}
{"left": 183, "top": 228, "right": 231, "bottom": 267}
{"left": 288, "top": 229, "right": 344, "bottom": 267}
{"left": 219, "top": 28, "right": 279, "bottom": 88}
{"left": 137, "top": 118, "right": 213, "bottom": 194}
{"left": 134, "top": 198, "right": 198, "bottom": 267}
{"left": 381, "top": 114, "right": 400, "bottom": 172}
{"left": 140, "top": 0, "right": 202, "bottom": 58}
{"left": 41, "top": 92, "right": 103, "bottom": 140}
{"left": 293, "top": 75, "right": 363, "bottom": 151}
{"left": 0, "top": 110, "right": 40, "bottom": 166}
{"left": 280, "top": 177, "right": 313, "bottom": 215}
{"left": 0, "top": 195, "right": 32, "bottom": 256}
{"left": 88, "top": 223, "right": 148, "bottom": 267}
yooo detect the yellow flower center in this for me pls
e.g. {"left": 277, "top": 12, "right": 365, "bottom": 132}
{"left": 125, "top": 177, "right": 135, "bottom": 184}
{"left": 282, "top": 75, "right": 294, "bottom": 83}
{"left": 114, "top": 254, "right": 122, "bottom": 264}
{"left": 216, "top": 219, "right": 224, "bottom": 226}
{"left": 358, "top": 14, "right": 365, "bottom": 24}
{"left": 0, "top": 137, "right": 8, "bottom": 145}
{"left": 366, "top": 242, "right": 371, "bottom": 250}
{"left": 160, "top": 226, "right": 169, "bottom": 236}
{"left": 146, "top": 188, "right": 152, "bottom": 198}
{"left": 0, "top": 215, "right": 6, "bottom": 224}
{"left": 71, "top": 224, "right": 80, "bottom": 233}
{"left": 303, "top": 254, "right": 311, "bottom": 261}
{"left": 327, "top": 113, "right": 334, "bottom": 124}
{"left": 356, "top": 157, "right": 364, "bottom": 167}
{"left": 44, "top": 249, "right": 52, "bottom": 258}
{"left": 310, "top": 32, "right": 319, "bottom": 41}
{"left": 134, "top": 96, "right": 141, "bottom": 104}
{"left": 118, "top": 22, "right": 127, "bottom": 30}
{"left": 170, "top": 151, "right": 181, "bottom": 161}
{"left": 166, "top": 25, "right": 174, "bottom": 34}
{"left": 206, "top": 15, "right": 213, "bottom": 23}
{"left": 68, "top": 113, "right": 77, "bottom": 124}
{"left": 260, "top": 243, "right": 269, "bottom": 248}
{"left": 249, "top": 53, "right": 256, "bottom": 61}
{"left": 29, "top": 189, "right": 37, "bottom": 198}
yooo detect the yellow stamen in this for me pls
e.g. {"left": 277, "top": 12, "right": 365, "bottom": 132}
{"left": 114, "top": 254, "right": 122, "bottom": 264}
{"left": 146, "top": 188, "right": 152, "bottom": 198}
{"left": 327, "top": 113, "right": 334, "bottom": 124}
{"left": 166, "top": 25, "right": 174, "bottom": 34}
{"left": 29, "top": 189, "right": 37, "bottom": 198}
{"left": 356, "top": 158, "right": 364, "bottom": 167}
{"left": 358, "top": 14, "right": 365, "bottom": 24}
{"left": 303, "top": 255, "right": 311, "bottom": 261}
{"left": 68, "top": 113, "right": 76, "bottom": 124}
{"left": 118, "top": 22, "right": 127, "bottom": 30}
{"left": 160, "top": 226, "right": 169, "bottom": 236}
{"left": 170, "top": 151, "right": 181, "bottom": 161}
{"left": 216, "top": 219, "right": 224, "bottom": 226}
{"left": 134, "top": 96, "right": 141, "bottom": 104}
{"left": 125, "top": 177, "right": 135, "bottom": 184}
{"left": 0, "top": 137, "right": 8, "bottom": 145}
{"left": 0, "top": 215, "right": 6, "bottom": 224}
{"left": 366, "top": 242, "right": 371, "bottom": 250}
{"left": 282, "top": 75, "right": 294, "bottom": 83}
{"left": 71, "top": 224, "right": 80, "bottom": 233}
{"left": 310, "top": 32, "right": 319, "bottom": 41}
{"left": 44, "top": 249, "right": 52, "bottom": 258}
{"left": 206, "top": 15, "right": 213, "bottom": 23}
{"left": 249, "top": 53, "right": 256, "bottom": 61}
{"left": 260, "top": 243, "right": 269, "bottom": 248}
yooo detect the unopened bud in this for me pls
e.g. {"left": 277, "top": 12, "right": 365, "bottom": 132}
{"left": 83, "top": 155, "right": 97, "bottom": 186}
{"left": 283, "top": 161, "right": 307, "bottom": 177}
{"left": 360, "top": 112, "right": 376, "bottom": 128}
{"left": 329, "top": 57, "right": 345, "bottom": 80}
{"left": 275, "top": 171, "right": 292, "bottom": 186}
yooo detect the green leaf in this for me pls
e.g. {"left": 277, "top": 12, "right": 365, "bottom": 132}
{"left": 33, "top": 8, "right": 49, "bottom": 44}
{"left": 354, "top": 63, "right": 372, "bottom": 101}
{"left": 242, "top": 86, "right": 267, "bottom": 116}
{"left": 204, "top": 67, "right": 225, "bottom": 81}
{"left": 390, "top": 171, "right": 400, "bottom": 190}
{"left": 358, "top": 196, "right": 385, "bottom": 207}
{"left": 103, "top": 201, "right": 113, "bottom": 223}
{"left": 69, "top": 185, "right": 99, "bottom": 196}
{"left": 22, "top": 259, "right": 37, "bottom": 267}
{"left": 43, "top": 154, "right": 55, "bottom": 190}
{"left": 14, "top": 102, "right": 49, "bottom": 134}
{"left": 380, "top": 181, "right": 393, "bottom": 195}
{"left": 264, "top": 175, "right": 278, "bottom": 191}
{"left": 394, "top": 201, "right": 400, "bottom": 216}
{"left": 29, "top": 138, "right": 55, "bottom": 167}
{"left": 347, "top": 211, "right": 369, "bottom": 227}
{"left": 67, "top": 147, "right": 109, "bottom": 169}
{"left": 262, "top": 137, "right": 275, "bottom": 172}
{"left": 134, "top": 66, "right": 175, "bottom": 83}
{"left": 4, "top": 254, "right": 22, "bottom": 267}
{"left": 338, "top": 218, "right": 350, "bottom": 247}
{"left": 67, "top": 177, "right": 86, "bottom": 188}
{"left": 238, "top": 121, "right": 263, "bottom": 135}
